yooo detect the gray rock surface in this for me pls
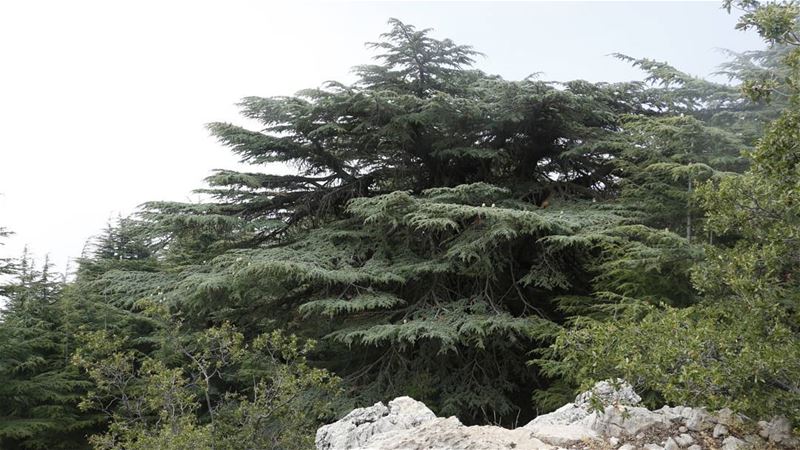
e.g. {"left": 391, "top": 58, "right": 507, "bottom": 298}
{"left": 523, "top": 403, "right": 597, "bottom": 446}
{"left": 759, "top": 416, "right": 797, "bottom": 445}
{"left": 716, "top": 407, "right": 737, "bottom": 426}
{"left": 675, "top": 433, "right": 694, "bottom": 447}
{"left": 721, "top": 435, "right": 746, "bottom": 450}
{"left": 713, "top": 423, "right": 729, "bottom": 438}
{"left": 684, "top": 407, "right": 712, "bottom": 431}
{"left": 315, "top": 397, "right": 436, "bottom": 449}
{"left": 523, "top": 422, "right": 597, "bottom": 447}
{"left": 316, "top": 380, "right": 799, "bottom": 450}
{"left": 364, "top": 417, "right": 554, "bottom": 450}
{"left": 583, "top": 404, "right": 670, "bottom": 437}
{"left": 525, "top": 379, "right": 667, "bottom": 443}
{"left": 574, "top": 378, "right": 641, "bottom": 408}
{"left": 315, "top": 396, "right": 554, "bottom": 450}
{"left": 664, "top": 436, "right": 680, "bottom": 450}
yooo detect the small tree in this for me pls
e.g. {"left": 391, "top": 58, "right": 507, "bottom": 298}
{"left": 0, "top": 252, "right": 97, "bottom": 449}
{"left": 73, "top": 301, "right": 340, "bottom": 450}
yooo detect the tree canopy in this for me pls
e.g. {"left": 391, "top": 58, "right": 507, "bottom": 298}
{"left": 2, "top": 3, "right": 800, "bottom": 448}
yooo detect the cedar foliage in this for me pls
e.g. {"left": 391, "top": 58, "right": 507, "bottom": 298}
{"left": 0, "top": 252, "right": 99, "bottom": 449}
{"left": 541, "top": 0, "right": 800, "bottom": 426}
{"left": 2, "top": 5, "right": 797, "bottom": 448}
{"left": 96, "top": 18, "right": 753, "bottom": 424}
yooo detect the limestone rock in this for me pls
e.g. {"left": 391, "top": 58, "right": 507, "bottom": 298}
{"left": 721, "top": 435, "right": 746, "bottom": 450}
{"left": 759, "top": 416, "right": 795, "bottom": 444}
{"left": 526, "top": 381, "right": 666, "bottom": 442}
{"left": 315, "top": 396, "right": 436, "bottom": 449}
{"left": 523, "top": 403, "right": 597, "bottom": 446}
{"left": 684, "top": 407, "right": 712, "bottom": 431}
{"left": 316, "top": 380, "right": 800, "bottom": 450}
{"left": 524, "top": 423, "right": 597, "bottom": 447}
{"left": 584, "top": 405, "right": 671, "bottom": 437}
{"left": 657, "top": 405, "right": 682, "bottom": 421}
{"left": 664, "top": 436, "right": 680, "bottom": 450}
{"left": 713, "top": 423, "right": 729, "bottom": 438}
{"left": 574, "top": 379, "right": 641, "bottom": 408}
{"left": 716, "top": 407, "right": 737, "bottom": 426}
{"left": 743, "top": 434, "right": 768, "bottom": 447}
{"left": 316, "top": 395, "right": 555, "bottom": 450}
{"left": 643, "top": 444, "right": 664, "bottom": 450}
{"left": 674, "top": 433, "right": 694, "bottom": 447}
{"left": 364, "top": 418, "right": 554, "bottom": 450}
{"left": 526, "top": 403, "right": 589, "bottom": 427}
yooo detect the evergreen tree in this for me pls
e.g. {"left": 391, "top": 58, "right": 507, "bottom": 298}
{"left": 107, "top": 19, "right": 641, "bottom": 422}
{"left": 0, "top": 218, "right": 180, "bottom": 449}
{"left": 198, "top": 18, "right": 644, "bottom": 238}
{"left": 542, "top": 0, "right": 800, "bottom": 424}
{"left": 0, "top": 227, "right": 15, "bottom": 300}
{"left": 0, "top": 252, "right": 98, "bottom": 449}
{"left": 120, "top": 19, "right": 752, "bottom": 421}
{"left": 3, "top": 12, "right": 789, "bottom": 448}
{"left": 616, "top": 114, "right": 747, "bottom": 239}
{"left": 72, "top": 302, "right": 341, "bottom": 450}
{"left": 614, "top": 53, "right": 776, "bottom": 142}
{"left": 3, "top": 14, "right": 780, "bottom": 448}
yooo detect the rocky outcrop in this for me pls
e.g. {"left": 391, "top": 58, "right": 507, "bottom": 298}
{"left": 315, "top": 396, "right": 553, "bottom": 450}
{"left": 316, "top": 380, "right": 799, "bottom": 449}
{"left": 315, "top": 397, "right": 437, "bottom": 449}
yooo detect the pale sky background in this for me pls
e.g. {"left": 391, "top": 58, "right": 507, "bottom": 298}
{"left": 0, "top": 1, "right": 764, "bottom": 273}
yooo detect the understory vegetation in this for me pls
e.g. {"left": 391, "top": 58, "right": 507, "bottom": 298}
{"left": 2, "top": 1, "right": 799, "bottom": 448}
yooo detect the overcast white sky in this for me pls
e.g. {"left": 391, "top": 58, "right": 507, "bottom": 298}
{"left": 0, "top": 1, "right": 763, "bottom": 272}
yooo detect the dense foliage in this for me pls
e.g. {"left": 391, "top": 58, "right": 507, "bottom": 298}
{"left": 541, "top": 0, "right": 800, "bottom": 427}
{"left": 0, "top": 252, "right": 97, "bottom": 449}
{"left": 1, "top": 2, "right": 799, "bottom": 448}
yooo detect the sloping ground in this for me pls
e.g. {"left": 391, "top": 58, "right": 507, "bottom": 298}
{"left": 316, "top": 380, "right": 798, "bottom": 450}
